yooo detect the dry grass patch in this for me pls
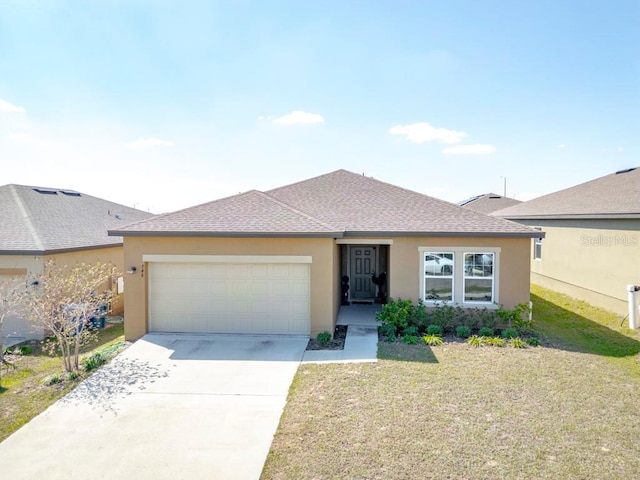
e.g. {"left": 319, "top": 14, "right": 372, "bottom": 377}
{"left": 263, "top": 287, "right": 640, "bottom": 480}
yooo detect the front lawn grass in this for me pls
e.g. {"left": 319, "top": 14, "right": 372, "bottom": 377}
{"left": 262, "top": 286, "right": 640, "bottom": 479}
{"left": 0, "top": 323, "right": 126, "bottom": 442}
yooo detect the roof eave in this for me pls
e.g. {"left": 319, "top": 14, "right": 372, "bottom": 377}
{"left": 109, "top": 230, "right": 344, "bottom": 238}
{"left": 497, "top": 213, "right": 640, "bottom": 220}
{"left": 0, "top": 243, "right": 123, "bottom": 256}
{"left": 343, "top": 231, "right": 544, "bottom": 239}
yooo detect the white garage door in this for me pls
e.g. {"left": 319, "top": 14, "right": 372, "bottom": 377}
{"left": 148, "top": 261, "right": 310, "bottom": 335}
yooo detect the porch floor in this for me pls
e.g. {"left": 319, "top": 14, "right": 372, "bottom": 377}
{"left": 336, "top": 303, "right": 381, "bottom": 327}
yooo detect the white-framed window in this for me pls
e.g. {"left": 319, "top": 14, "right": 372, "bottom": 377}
{"left": 463, "top": 253, "right": 495, "bottom": 304}
{"left": 533, "top": 228, "right": 543, "bottom": 260}
{"left": 419, "top": 247, "right": 500, "bottom": 306}
{"left": 423, "top": 252, "right": 454, "bottom": 302}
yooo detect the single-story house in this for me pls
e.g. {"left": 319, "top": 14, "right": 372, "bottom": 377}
{"left": 493, "top": 167, "right": 640, "bottom": 316}
{"left": 109, "top": 169, "right": 543, "bottom": 341}
{"left": 0, "top": 184, "right": 154, "bottom": 343}
{"left": 459, "top": 193, "right": 522, "bottom": 214}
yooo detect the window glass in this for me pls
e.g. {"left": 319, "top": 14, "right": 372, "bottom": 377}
{"left": 424, "top": 252, "right": 453, "bottom": 302}
{"left": 464, "top": 253, "right": 494, "bottom": 303}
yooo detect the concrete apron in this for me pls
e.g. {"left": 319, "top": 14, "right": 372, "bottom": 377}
{"left": 0, "top": 333, "right": 308, "bottom": 480}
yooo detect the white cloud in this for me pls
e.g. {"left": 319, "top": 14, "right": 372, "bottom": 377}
{"left": 389, "top": 122, "right": 467, "bottom": 144}
{"left": 0, "top": 98, "right": 26, "bottom": 113}
{"left": 124, "top": 137, "right": 175, "bottom": 149}
{"left": 442, "top": 144, "right": 496, "bottom": 155}
{"left": 272, "top": 110, "right": 324, "bottom": 126}
{"left": 6, "top": 132, "right": 31, "bottom": 142}
{"left": 617, "top": 146, "right": 624, "bottom": 153}
{"left": 557, "top": 144, "right": 566, "bottom": 149}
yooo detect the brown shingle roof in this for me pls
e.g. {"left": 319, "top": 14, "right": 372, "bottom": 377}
{"left": 493, "top": 167, "right": 640, "bottom": 219}
{"left": 0, "top": 184, "right": 154, "bottom": 254}
{"left": 459, "top": 193, "right": 522, "bottom": 214}
{"left": 112, "top": 170, "right": 539, "bottom": 238}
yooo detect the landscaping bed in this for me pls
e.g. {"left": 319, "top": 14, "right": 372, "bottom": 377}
{"left": 306, "top": 325, "right": 347, "bottom": 350}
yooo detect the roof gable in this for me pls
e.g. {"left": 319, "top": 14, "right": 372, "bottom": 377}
{"left": 493, "top": 167, "right": 640, "bottom": 218}
{"left": 113, "top": 170, "right": 539, "bottom": 238}
{"left": 459, "top": 193, "right": 522, "bottom": 214}
{"left": 0, "top": 184, "right": 154, "bottom": 254}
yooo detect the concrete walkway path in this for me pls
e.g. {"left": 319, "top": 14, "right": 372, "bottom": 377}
{"left": 0, "top": 334, "right": 307, "bottom": 480}
{"left": 302, "top": 304, "right": 380, "bottom": 364}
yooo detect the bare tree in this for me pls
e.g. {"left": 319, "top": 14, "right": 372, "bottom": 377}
{"left": 23, "top": 261, "right": 119, "bottom": 372}
{"left": 0, "top": 277, "right": 25, "bottom": 384}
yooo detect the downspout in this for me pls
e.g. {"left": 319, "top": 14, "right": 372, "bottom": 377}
{"left": 627, "top": 285, "right": 640, "bottom": 329}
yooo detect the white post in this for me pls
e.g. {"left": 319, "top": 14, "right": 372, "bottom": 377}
{"left": 628, "top": 285, "right": 639, "bottom": 329}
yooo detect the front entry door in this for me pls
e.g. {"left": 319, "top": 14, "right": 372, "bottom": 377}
{"left": 350, "top": 246, "right": 376, "bottom": 302}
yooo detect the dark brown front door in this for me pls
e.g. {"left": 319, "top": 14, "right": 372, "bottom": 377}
{"left": 350, "top": 246, "right": 376, "bottom": 301}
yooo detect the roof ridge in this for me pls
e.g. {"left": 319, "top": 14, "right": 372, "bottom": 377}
{"left": 253, "top": 191, "right": 340, "bottom": 231}
{"left": 9, "top": 184, "right": 44, "bottom": 251}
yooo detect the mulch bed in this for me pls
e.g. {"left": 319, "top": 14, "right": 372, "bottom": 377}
{"left": 306, "top": 325, "right": 348, "bottom": 350}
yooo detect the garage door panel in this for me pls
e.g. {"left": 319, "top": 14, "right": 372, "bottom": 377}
{"left": 148, "top": 262, "right": 310, "bottom": 335}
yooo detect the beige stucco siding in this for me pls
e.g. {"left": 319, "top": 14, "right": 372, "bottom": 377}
{"left": 519, "top": 219, "right": 640, "bottom": 316}
{"left": 388, "top": 237, "right": 531, "bottom": 309}
{"left": 122, "top": 237, "right": 337, "bottom": 341}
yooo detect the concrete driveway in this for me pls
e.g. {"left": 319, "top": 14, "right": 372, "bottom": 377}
{"left": 0, "top": 333, "right": 308, "bottom": 480}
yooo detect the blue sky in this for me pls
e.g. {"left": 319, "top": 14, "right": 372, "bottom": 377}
{"left": 0, "top": 1, "right": 637, "bottom": 213}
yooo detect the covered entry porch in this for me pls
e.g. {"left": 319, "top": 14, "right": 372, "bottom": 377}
{"left": 337, "top": 240, "right": 391, "bottom": 305}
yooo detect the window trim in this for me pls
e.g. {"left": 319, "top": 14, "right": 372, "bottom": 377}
{"left": 533, "top": 228, "right": 543, "bottom": 260}
{"left": 462, "top": 252, "right": 495, "bottom": 305}
{"left": 418, "top": 246, "right": 501, "bottom": 307}
{"left": 423, "top": 252, "right": 455, "bottom": 303}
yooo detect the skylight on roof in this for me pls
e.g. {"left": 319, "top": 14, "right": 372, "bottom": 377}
{"left": 60, "top": 190, "right": 81, "bottom": 197}
{"left": 33, "top": 188, "right": 58, "bottom": 195}
{"left": 615, "top": 167, "right": 636, "bottom": 175}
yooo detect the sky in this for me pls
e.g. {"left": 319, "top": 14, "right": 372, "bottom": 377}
{"left": 0, "top": 1, "right": 638, "bottom": 214}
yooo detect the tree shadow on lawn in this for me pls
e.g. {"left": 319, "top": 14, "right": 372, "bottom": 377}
{"left": 377, "top": 342, "right": 439, "bottom": 363}
{"left": 532, "top": 293, "right": 640, "bottom": 358}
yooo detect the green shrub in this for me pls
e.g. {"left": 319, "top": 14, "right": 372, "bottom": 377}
{"left": 379, "top": 323, "right": 396, "bottom": 341}
{"left": 376, "top": 298, "right": 414, "bottom": 331}
{"left": 43, "top": 374, "right": 61, "bottom": 386}
{"left": 431, "top": 304, "right": 455, "bottom": 329}
{"left": 403, "top": 334, "right": 419, "bottom": 345}
{"left": 478, "top": 327, "right": 494, "bottom": 337}
{"left": 403, "top": 326, "right": 419, "bottom": 336}
{"left": 467, "top": 335, "right": 484, "bottom": 347}
{"left": 426, "top": 324, "right": 443, "bottom": 336}
{"left": 316, "top": 331, "right": 331, "bottom": 346}
{"left": 409, "top": 299, "right": 429, "bottom": 330}
{"left": 67, "top": 371, "right": 79, "bottom": 381}
{"left": 455, "top": 326, "right": 471, "bottom": 338}
{"left": 510, "top": 337, "right": 528, "bottom": 349}
{"left": 83, "top": 352, "right": 106, "bottom": 372}
{"left": 485, "top": 337, "right": 506, "bottom": 347}
{"left": 497, "top": 303, "right": 531, "bottom": 328}
{"left": 422, "top": 335, "right": 443, "bottom": 346}
{"left": 478, "top": 308, "right": 498, "bottom": 329}
{"left": 526, "top": 337, "right": 540, "bottom": 347}
{"left": 17, "top": 345, "right": 33, "bottom": 355}
{"left": 502, "top": 328, "right": 518, "bottom": 339}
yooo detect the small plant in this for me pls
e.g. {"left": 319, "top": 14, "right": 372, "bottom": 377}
{"left": 67, "top": 371, "right": 79, "bottom": 381}
{"left": 17, "top": 345, "right": 33, "bottom": 355}
{"left": 376, "top": 298, "right": 414, "bottom": 331}
{"left": 316, "top": 331, "right": 331, "bottom": 346}
{"left": 467, "top": 335, "right": 484, "bottom": 347}
{"left": 526, "top": 337, "right": 540, "bottom": 347}
{"left": 43, "top": 374, "right": 61, "bottom": 386}
{"left": 485, "top": 337, "right": 506, "bottom": 347}
{"left": 379, "top": 323, "right": 396, "bottom": 342}
{"left": 478, "top": 327, "right": 494, "bottom": 337}
{"left": 455, "top": 326, "right": 471, "bottom": 338}
{"left": 83, "top": 352, "right": 106, "bottom": 372}
{"left": 509, "top": 337, "right": 529, "bottom": 349}
{"left": 422, "top": 335, "right": 443, "bottom": 346}
{"left": 403, "top": 334, "right": 419, "bottom": 345}
{"left": 502, "top": 328, "right": 518, "bottom": 339}
{"left": 403, "top": 326, "right": 419, "bottom": 336}
{"left": 426, "top": 324, "right": 443, "bottom": 336}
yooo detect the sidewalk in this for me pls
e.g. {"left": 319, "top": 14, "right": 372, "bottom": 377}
{"left": 302, "top": 304, "right": 380, "bottom": 364}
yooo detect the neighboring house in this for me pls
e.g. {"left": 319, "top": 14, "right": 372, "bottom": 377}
{"left": 0, "top": 184, "right": 154, "bottom": 343}
{"left": 459, "top": 193, "right": 522, "bottom": 214}
{"left": 493, "top": 167, "right": 640, "bottom": 316}
{"left": 109, "top": 170, "right": 542, "bottom": 341}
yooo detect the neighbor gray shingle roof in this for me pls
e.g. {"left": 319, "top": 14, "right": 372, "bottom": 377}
{"left": 458, "top": 193, "right": 522, "bottom": 214}
{"left": 0, "top": 184, "right": 154, "bottom": 254}
{"left": 111, "top": 170, "right": 540, "bottom": 238}
{"left": 492, "top": 167, "right": 640, "bottom": 219}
